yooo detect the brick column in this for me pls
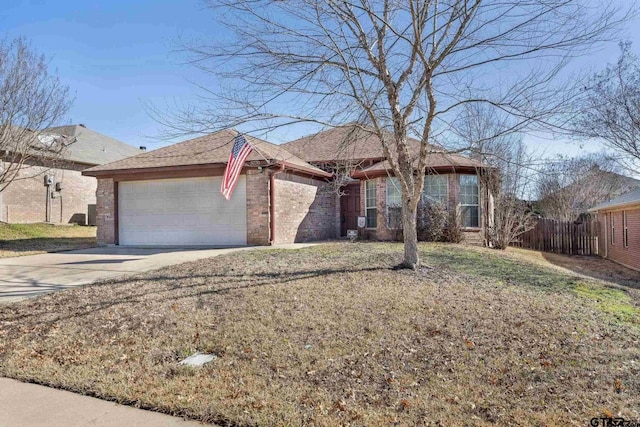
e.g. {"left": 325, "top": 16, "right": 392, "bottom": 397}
{"left": 246, "top": 169, "right": 271, "bottom": 245}
{"left": 96, "top": 178, "right": 116, "bottom": 245}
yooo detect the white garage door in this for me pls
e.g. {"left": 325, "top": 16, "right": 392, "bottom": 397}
{"left": 118, "top": 176, "right": 247, "bottom": 246}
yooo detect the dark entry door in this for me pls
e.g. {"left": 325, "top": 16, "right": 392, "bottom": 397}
{"left": 340, "top": 183, "right": 361, "bottom": 236}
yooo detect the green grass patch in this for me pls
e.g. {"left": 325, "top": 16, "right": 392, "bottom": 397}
{"left": 0, "top": 223, "right": 96, "bottom": 258}
{"left": 421, "top": 243, "right": 640, "bottom": 325}
{"left": 573, "top": 283, "right": 640, "bottom": 323}
{"left": 0, "top": 223, "right": 86, "bottom": 240}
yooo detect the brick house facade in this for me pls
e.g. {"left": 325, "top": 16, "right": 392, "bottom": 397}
{"left": 93, "top": 169, "right": 338, "bottom": 247}
{"left": 590, "top": 189, "right": 640, "bottom": 271}
{"left": 85, "top": 130, "right": 336, "bottom": 246}
{"left": 356, "top": 173, "right": 490, "bottom": 243}
{"left": 283, "top": 125, "right": 491, "bottom": 244}
{"left": 85, "top": 126, "right": 491, "bottom": 247}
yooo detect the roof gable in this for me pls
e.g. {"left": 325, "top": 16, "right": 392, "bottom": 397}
{"left": 283, "top": 124, "right": 485, "bottom": 174}
{"left": 283, "top": 124, "right": 432, "bottom": 163}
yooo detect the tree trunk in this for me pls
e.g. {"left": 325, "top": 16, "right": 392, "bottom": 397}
{"left": 401, "top": 196, "right": 419, "bottom": 269}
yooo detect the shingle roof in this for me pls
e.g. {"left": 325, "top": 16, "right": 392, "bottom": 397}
{"left": 45, "top": 125, "right": 142, "bottom": 165}
{"left": 589, "top": 187, "right": 640, "bottom": 211}
{"left": 283, "top": 124, "right": 485, "bottom": 174}
{"left": 282, "top": 124, "right": 432, "bottom": 163}
{"left": 83, "top": 129, "right": 331, "bottom": 177}
{"left": 351, "top": 153, "right": 484, "bottom": 178}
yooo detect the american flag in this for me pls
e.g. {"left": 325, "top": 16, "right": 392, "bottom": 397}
{"left": 221, "top": 134, "right": 253, "bottom": 200}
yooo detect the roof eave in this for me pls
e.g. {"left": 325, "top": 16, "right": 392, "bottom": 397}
{"left": 588, "top": 199, "right": 640, "bottom": 212}
{"left": 351, "top": 164, "right": 484, "bottom": 179}
{"left": 83, "top": 160, "right": 333, "bottom": 179}
{"left": 281, "top": 161, "right": 333, "bottom": 178}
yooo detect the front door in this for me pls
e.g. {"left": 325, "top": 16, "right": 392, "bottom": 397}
{"left": 340, "top": 183, "right": 361, "bottom": 236}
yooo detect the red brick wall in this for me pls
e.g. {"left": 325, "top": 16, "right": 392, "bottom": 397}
{"left": 274, "top": 172, "right": 338, "bottom": 244}
{"left": 0, "top": 161, "right": 96, "bottom": 224}
{"left": 358, "top": 173, "right": 488, "bottom": 242}
{"left": 246, "top": 169, "right": 270, "bottom": 245}
{"left": 96, "top": 178, "right": 116, "bottom": 245}
{"left": 599, "top": 208, "right": 640, "bottom": 271}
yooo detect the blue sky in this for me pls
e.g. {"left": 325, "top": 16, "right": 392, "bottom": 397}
{"left": 2, "top": 0, "right": 640, "bottom": 158}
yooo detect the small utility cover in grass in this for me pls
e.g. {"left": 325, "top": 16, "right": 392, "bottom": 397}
{"left": 178, "top": 352, "right": 217, "bottom": 367}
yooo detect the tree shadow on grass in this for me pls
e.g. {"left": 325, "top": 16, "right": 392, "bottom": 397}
{"left": 0, "top": 265, "right": 389, "bottom": 329}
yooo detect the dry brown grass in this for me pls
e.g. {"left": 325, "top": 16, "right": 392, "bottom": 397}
{"left": 0, "top": 223, "right": 96, "bottom": 258}
{"left": 1, "top": 242, "right": 639, "bottom": 426}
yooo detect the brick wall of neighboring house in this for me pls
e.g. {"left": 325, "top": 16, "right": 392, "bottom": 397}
{"left": 96, "top": 178, "right": 116, "bottom": 245}
{"left": 273, "top": 172, "right": 337, "bottom": 244}
{"left": 598, "top": 207, "right": 640, "bottom": 271}
{"left": 0, "top": 161, "right": 96, "bottom": 224}
{"left": 246, "top": 169, "right": 271, "bottom": 245}
{"left": 358, "top": 173, "right": 487, "bottom": 242}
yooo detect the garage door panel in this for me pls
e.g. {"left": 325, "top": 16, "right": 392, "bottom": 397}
{"left": 118, "top": 176, "right": 247, "bottom": 246}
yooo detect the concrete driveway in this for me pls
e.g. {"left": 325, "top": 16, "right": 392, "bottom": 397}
{"left": 0, "top": 245, "right": 311, "bottom": 304}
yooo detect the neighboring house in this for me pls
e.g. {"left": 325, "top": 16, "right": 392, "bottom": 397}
{"left": 0, "top": 124, "right": 142, "bottom": 224}
{"left": 589, "top": 188, "right": 640, "bottom": 271}
{"left": 537, "top": 167, "right": 640, "bottom": 221}
{"left": 83, "top": 125, "right": 491, "bottom": 247}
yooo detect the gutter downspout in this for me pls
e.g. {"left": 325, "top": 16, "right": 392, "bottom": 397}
{"left": 269, "top": 164, "right": 285, "bottom": 245}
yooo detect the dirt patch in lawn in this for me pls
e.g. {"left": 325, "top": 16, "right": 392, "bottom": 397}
{"left": 0, "top": 223, "right": 96, "bottom": 258}
{"left": 0, "top": 243, "right": 639, "bottom": 426}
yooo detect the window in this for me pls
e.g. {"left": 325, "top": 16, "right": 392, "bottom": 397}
{"left": 623, "top": 211, "right": 628, "bottom": 248}
{"left": 365, "top": 180, "right": 377, "bottom": 228}
{"left": 611, "top": 212, "right": 615, "bottom": 245}
{"left": 423, "top": 175, "right": 448, "bottom": 205}
{"left": 460, "top": 175, "right": 479, "bottom": 228}
{"left": 386, "top": 177, "right": 402, "bottom": 229}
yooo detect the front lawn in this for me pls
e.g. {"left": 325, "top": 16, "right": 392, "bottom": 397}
{"left": 0, "top": 243, "right": 638, "bottom": 426}
{"left": 0, "top": 223, "right": 96, "bottom": 258}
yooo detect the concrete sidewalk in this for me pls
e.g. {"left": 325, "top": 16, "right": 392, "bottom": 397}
{"left": 0, "top": 378, "right": 208, "bottom": 426}
{"left": 0, "top": 244, "right": 316, "bottom": 304}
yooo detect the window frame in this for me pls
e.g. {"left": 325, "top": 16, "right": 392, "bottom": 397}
{"left": 459, "top": 174, "right": 480, "bottom": 228}
{"left": 611, "top": 212, "right": 615, "bottom": 245}
{"left": 386, "top": 177, "right": 403, "bottom": 229}
{"left": 422, "top": 174, "right": 449, "bottom": 206}
{"left": 365, "top": 180, "right": 377, "bottom": 229}
{"left": 623, "top": 210, "right": 628, "bottom": 248}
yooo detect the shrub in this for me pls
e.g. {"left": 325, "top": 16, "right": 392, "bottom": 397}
{"left": 443, "top": 207, "right": 464, "bottom": 243}
{"left": 417, "top": 199, "right": 448, "bottom": 242}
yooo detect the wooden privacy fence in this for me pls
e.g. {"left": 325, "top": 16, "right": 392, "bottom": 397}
{"left": 510, "top": 218, "right": 599, "bottom": 256}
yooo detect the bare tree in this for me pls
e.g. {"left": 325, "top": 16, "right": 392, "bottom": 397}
{"left": 0, "top": 37, "right": 72, "bottom": 193}
{"left": 457, "top": 104, "right": 537, "bottom": 249}
{"left": 575, "top": 42, "right": 640, "bottom": 171}
{"left": 159, "top": 0, "right": 629, "bottom": 268}
{"left": 536, "top": 153, "right": 638, "bottom": 221}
